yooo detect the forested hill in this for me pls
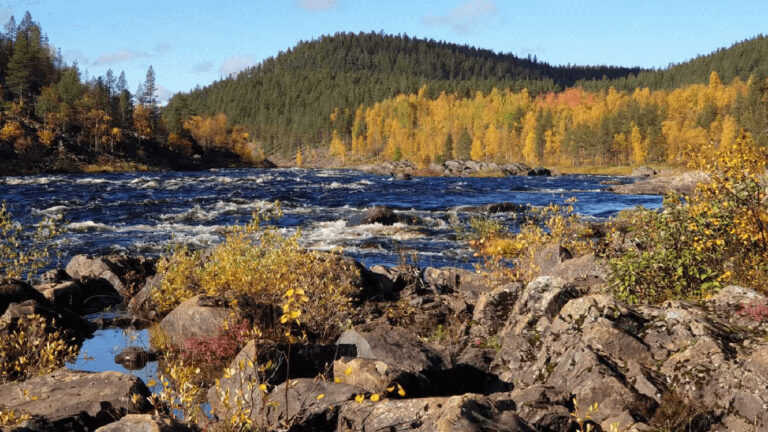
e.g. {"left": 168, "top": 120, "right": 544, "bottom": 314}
{"left": 164, "top": 32, "right": 642, "bottom": 154}
{"left": 578, "top": 34, "right": 768, "bottom": 91}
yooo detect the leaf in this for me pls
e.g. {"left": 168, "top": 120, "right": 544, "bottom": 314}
{"left": 370, "top": 393, "right": 380, "bottom": 402}
{"left": 354, "top": 394, "right": 365, "bottom": 404}
{"left": 316, "top": 393, "right": 325, "bottom": 400}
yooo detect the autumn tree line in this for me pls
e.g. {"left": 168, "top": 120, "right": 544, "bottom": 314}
{"left": 0, "top": 12, "right": 261, "bottom": 168}
{"left": 327, "top": 72, "right": 768, "bottom": 167}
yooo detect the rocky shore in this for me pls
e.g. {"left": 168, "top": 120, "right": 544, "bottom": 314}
{"left": 2, "top": 236, "right": 768, "bottom": 431}
{"left": 358, "top": 160, "right": 553, "bottom": 178}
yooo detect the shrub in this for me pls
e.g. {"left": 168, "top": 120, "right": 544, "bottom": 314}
{"left": 152, "top": 207, "right": 359, "bottom": 343}
{"left": 608, "top": 133, "right": 768, "bottom": 303}
{"left": 0, "top": 202, "right": 63, "bottom": 281}
{"left": 0, "top": 314, "right": 78, "bottom": 384}
{"left": 176, "top": 320, "right": 253, "bottom": 369}
{"left": 468, "top": 199, "right": 595, "bottom": 282}
{"left": 739, "top": 302, "right": 768, "bottom": 322}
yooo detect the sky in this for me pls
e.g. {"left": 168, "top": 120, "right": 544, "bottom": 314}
{"left": 1, "top": 0, "right": 767, "bottom": 103}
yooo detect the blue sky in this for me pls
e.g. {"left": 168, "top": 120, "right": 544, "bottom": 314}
{"left": 1, "top": 0, "right": 766, "bottom": 102}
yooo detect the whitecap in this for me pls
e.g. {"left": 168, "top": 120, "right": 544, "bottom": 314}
{"left": 67, "top": 221, "right": 115, "bottom": 232}
{"left": 33, "top": 205, "right": 68, "bottom": 216}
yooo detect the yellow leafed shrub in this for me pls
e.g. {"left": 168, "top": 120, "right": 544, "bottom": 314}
{"left": 468, "top": 200, "right": 595, "bottom": 282}
{"left": 0, "top": 202, "right": 63, "bottom": 281}
{"left": 608, "top": 132, "right": 768, "bottom": 303}
{"left": 0, "top": 314, "right": 78, "bottom": 384}
{"left": 152, "top": 206, "right": 359, "bottom": 343}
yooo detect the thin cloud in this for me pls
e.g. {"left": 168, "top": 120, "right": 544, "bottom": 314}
{"left": 192, "top": 60, "right": 213, "bottom": 73}
{"left": 154, "top": 42, "right": 172, "bottom": 55}
{"left": 423, "top": 0, "right": 498, "bottom": 33}
{"left": 93, "top": 49, "right": 150, "bottom": 65}
{"left": 157, "top": 85, "right": 173, "bottom": 104}
{"left": 297, "top": 0, "right": 337, "bottom": 12}
{"left": 64, "top": 49, "right": 89, "bottom": 65}
{"left": 219, "top": 55, "right": 256, "bottom": 77}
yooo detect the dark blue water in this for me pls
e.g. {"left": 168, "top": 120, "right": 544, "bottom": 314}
{"left": 1, "top": 168, "right": 660, "bottom": 270}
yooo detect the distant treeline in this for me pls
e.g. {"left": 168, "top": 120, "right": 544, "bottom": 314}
{"left": 328, "top": 73, "right": 768, "bottom": 167}
{"left": 578, "top": 35, "right": 768, "bottom": 91}
{"left": 164, "top": 32, "right": 642, "bottom": 155}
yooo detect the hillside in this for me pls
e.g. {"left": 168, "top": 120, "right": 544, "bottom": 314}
{"left": 164, "top": 32, "right": 642, "bottom": 155}
{"left": 579, "top": 34, "right": 768, "bottom": 90}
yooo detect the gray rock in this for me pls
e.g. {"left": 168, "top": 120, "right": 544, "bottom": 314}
{"left": 94, "top": 414, "right": 194, "bottom": 432}
{"left": 423, "top": 267, "right": 492, "bottom": 294}
{"left": 631, "top": 166, "right": 658, "bottom": 177}
{"left": 337, "top": 393, "right": 532, "bottom": 431}
{"left": 114, "top": 346, "right": 158, "bottom": 370}
{"left": 610, "top": 170, "right": 709, "bottom": 196}
{"left": 66, "top": 255, "right": 127, "bottom": 295}
{"left": 158, "top": 294, "right": 231, "bottom": 347}
{"left": 0, "top": 369, "right": 151, "bottom": 431}
{"left": 34, "top": 280, "right": 83, "bottom": 311}
{"left": 337, "top": 323, "right": 450, "bottom": 376}
{"left": 266, "top": 379, "right": 364, "bottom": 430}
{"left": 0, "top": 279, "right": 48, "bottom": 315}
{"left": 533, "top": 243, "right": 573, "bottom": 275}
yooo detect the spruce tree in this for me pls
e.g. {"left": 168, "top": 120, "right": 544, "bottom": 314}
{"left": 456, "top": 128, "right": 472, "bottom": 160}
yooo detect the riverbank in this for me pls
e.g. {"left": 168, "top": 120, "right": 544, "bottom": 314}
{"left": 2, "top": 236, "right": 767, "bottom": 431}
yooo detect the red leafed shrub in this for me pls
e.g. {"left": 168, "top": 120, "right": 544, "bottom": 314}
{"left": 177, "top": 320, "right": 252, "bottom": 368}
{"left": 739, "top": 302, "right": 768, "bottom": 323}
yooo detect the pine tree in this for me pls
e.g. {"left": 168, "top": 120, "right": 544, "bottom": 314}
{"left": 440, "top": 133, "right": 454, "bottom": 162}
{"left": 456, "top": 128, "right": 472, "bottom": 160}
{"left": 6, "top": 33, "right": 32, "bottom": 101}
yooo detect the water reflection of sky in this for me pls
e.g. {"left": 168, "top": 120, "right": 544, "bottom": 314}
{"left": 66, "top": 326, "right": 162, "bottom": 394}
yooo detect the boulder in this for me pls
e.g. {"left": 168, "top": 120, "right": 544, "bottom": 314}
{"left": 533, "top": 243, "right": 573, "bottom": 275}
{"left": 631, "top": 166, "right": 657, "bottom": 177}
{"left": 39, "top": 268, "right": 72, "bottom": 284}
{"left": 509, "top": 385, "right": 574, "bottom": 431}
{"left": 394, "top": 172, "right": 412, "bottom": 180}
{"left": 209, "top": 340, "right": 359, "bottom": 417}
{"left": 34, "top": 280, "right": 83, "bottom": 311}
{"left": 423, "top": 267, "right": 492, "bottom": 294}
{"left": 527, "top": 166, "right": 551, "bottom": 176}
{"left": 129, "top": 273, "right": 163, "bottom": 320}
{"left": 367, "top": 265, "right": 407, "bottom": 299}
{"left": 337, "top": 393, "right": 531, "bottom": 431}
{"left": 94, "top": 414, "right": 194, "bottom": 432}
{"left": 208, "top": 340, "right": 263, "bottom": 421}
{"left": 470, "top": 283, "right": 521, "bottom": 338}
{"left": 0, "top": 299, "right": 94, "bottom": 340}
{"left": 65, "top": 254, "right": 156, "bottom": 297}
{"left": 357, "top": 205, "right": 410, "bottom": 226}
{"left": 34, "top": 278, "right": 122, "bottom": 315}
{"left": 266, "top": 379, "right": 365, "bottom": 430}
{"left": 0, "top": 279, "right": 49, "bottom": 315}
{"left": 500, "top": 162, "right": 531, "bottom": 176}
{"left": 333, "top": 356, "right": 431, "bottom": 397}
{"left": 0, "top": 369, "right": 152, "bottom": 431}
{"left": 336, "top": 323, "right": 450, "bottom": 377}
{"left": 540, "top": 253, "right": 609, "bottom": 286}
{"left": 158, "top": 294, "right": 231, "bottom": 347}
{"left": 78, "top": 277, "right": 124, "bottom": 313}
{"left": 65, "top": 255, "right": 127, "bottom": 295}
{"left": 114, "top": 346, "right": 159, "bottom": 370}
{"left": 610, "top": 170, "right": 709, "bottom": 196}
